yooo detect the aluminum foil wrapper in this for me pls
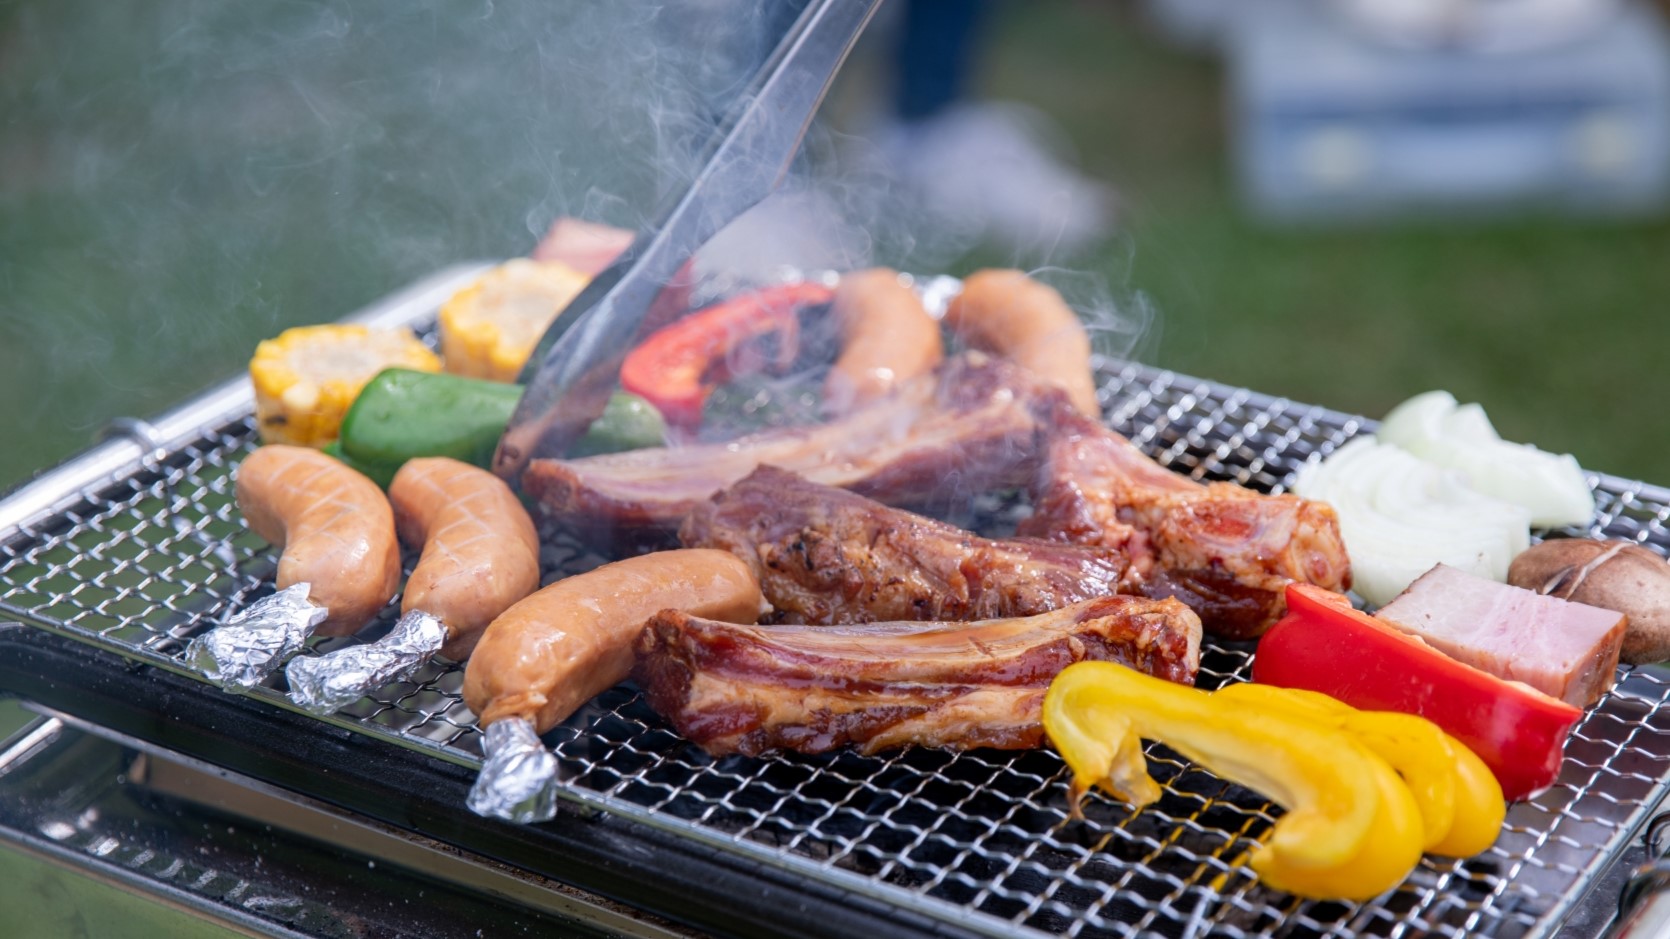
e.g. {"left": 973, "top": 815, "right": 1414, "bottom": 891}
{"left": 467, "top": 717, "right": 560, "bottom": 823}
{"left": 186, "top": 584, "right": 328, "bottom": 692}
{"left": 284, "top": 610, "right": 446, "bottom": 714}
{"left": 283, "top": 610, "right": 445, "bottom": 714}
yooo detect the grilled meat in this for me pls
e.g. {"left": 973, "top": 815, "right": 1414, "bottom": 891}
{"left": 1021, "top": 408, "right": 1351, "bottom": 640}
{"left": 681, "top": 465, "right": 1128, "bottom": 624}
{"left": 463, "top": 549, "right": 767, "bottom": 733}
{"left": 529, "top": 217, "right": 633, "bottom": 277}
{"left": 526, "top": 348, "right": 1347, "bottom": 637}
{"left": 632, "top": 595, "right": 1202, "bottom": 756}
{"left": 1376, "top": 563, "right": 1625, "bottom": 709}
{"left": 522, "top": 352, "right": 1055, "bottom": 542}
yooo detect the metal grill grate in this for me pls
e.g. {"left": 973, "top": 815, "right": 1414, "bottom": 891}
{"left": 4, "top": 282, "right": 1669, "bottom": 938}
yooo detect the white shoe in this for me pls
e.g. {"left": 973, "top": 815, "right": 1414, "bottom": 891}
{"left": 868, "top": 102, "right": 1118, "bottom": 262}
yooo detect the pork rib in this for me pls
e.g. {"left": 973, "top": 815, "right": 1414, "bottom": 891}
{"left": 681, "top": 465, "right": 1128, "bottom": 624}
{"left": 1021, "top": 408, "right": 1351, "bottom": 639}
{"left": 529, "top": 348, "right": 1348, "bottom": 638}
{"left": 632, "top": 595, "right": 1202, "bottom": 756}
{"left": 521, "top": 352, "right": 1054, "bottom": 542}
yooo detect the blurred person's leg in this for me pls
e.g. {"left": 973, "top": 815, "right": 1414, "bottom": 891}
{"left": 895, "top": 0, "right": 990, "bottom": 122}
{"left": 875, "top": 0, "right": 1115, "bottom": 260}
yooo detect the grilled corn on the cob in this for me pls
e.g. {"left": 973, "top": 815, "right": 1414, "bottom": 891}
{"left": 250, "top": 325, "right": 440, "bottom": 447}
{"left": 438, "top": 259, "right": 590, "bottom": 382}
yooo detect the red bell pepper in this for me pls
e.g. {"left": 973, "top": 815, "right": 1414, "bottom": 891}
{"left": 1252, "top": 583, "right": 1583, "bottom": 801}
{"left": 619, "top": 282, "right": 834, "bottom": 430}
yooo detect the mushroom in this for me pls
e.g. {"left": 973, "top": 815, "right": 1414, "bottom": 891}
{"left": 1508, "top": 539, "right": 1670, "bottom": 665}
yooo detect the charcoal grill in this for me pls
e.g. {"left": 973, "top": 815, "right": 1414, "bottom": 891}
{"left": 3, "top": 266, "right": 1669, "bottom": 939}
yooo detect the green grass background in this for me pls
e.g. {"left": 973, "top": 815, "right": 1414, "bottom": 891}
{"left": 3, "top": 1, "right": 1668, "bottom": 493}
{"left": 983, "top": 6, "right": 1670, "bottom": 483}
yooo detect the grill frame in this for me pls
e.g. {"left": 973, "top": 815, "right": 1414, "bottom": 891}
{"left": 3, "top": 266, "right": 1668, "bottom": 939}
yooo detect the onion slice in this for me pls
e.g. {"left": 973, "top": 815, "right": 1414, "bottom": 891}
{"left": 1378, "top": 391, "right": 1593, "bottom": 529}
{"left": 1294, "top": 437, "right": 1530, "bottom": 606}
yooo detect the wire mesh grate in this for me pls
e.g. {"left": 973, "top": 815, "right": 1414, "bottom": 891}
{"left": 4, "top": 348, "right": 1669, "bottom": 939}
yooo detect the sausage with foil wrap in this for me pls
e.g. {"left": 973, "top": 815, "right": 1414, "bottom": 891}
{"left": 279, "top": 456, "right": 544, "bottom": 717}
{"left": 388, "top": 457, "right": 542, "bottom": 660}
{"left": 235, "top": 444, "right": 401, "bottom": 635}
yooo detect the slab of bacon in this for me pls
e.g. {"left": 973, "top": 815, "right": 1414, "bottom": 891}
{"left": 681, "top": 465, "right": 1128, "bottom": 624}
{"left": 631, "top": 595, "right": 1202, "bottom": 757}
{"left": 522, "top": 352, "right": 1054, "bottom": 541}
{"left": 530, "top": 217, "right": 634, "bottom": 277}
{"left": 1021, "top": 409, "right": 1352, "bottom": 640}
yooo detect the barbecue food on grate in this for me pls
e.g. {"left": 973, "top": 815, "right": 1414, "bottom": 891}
{"left": 439, "top": 259, "right": 591, "bottom": 383}
{"left": 334, "top": 369, "right": 666, "bottom": 489}
{"left": 943, "top": 269, "right": 1099, "bottom": 418}
{"left": 1510, "top": 539, "right": 1670, "bottom": 666}
{"left": 620, "top": 282, "right": 832, "bottom": 431}
{"left": 528, "top": 347, "right": 1346, "bottom": 636}
{"left": 632, "top": 595, "right": 1201, "bottom": 756}
{"left": 1043, "top": 662, "right": 1494, "bottom": 901}
{"left": 522, "top": 352, "right": 1054, "bottom": 541}
{"left": 1254, "top": 583, "right": 1582, "bottom": 801}
{"left": 823, "top": 268, "right": 944, "bottom": 415}
{"left": 388, "top": 458, "right": 541, "bottom": 660}
{"left": 464, "top": 549, "right": 768, "bottom": 733}
{"left": 235, "top": 445, "right": 400, "bottom": 635}
{"left": 249, "top": 325, "right": 441, "bottom": 448}
{"left": 681, "top": 465, "right": 1128, "bottom": 624}
{"left": 1211, "top": 681, "right": 1504, "bottom": 859}
{"left": 1022, "top": 407, "right": 1351, "bottom": 639}
{"left": 1292, "top": 435, "right": 1528, "bottom": 607}
{"left": 1376, "top": 563, "right": 1625, "bottom": 709}
{"left": 530, "top": 216, "right": 634, "bottom": 277}
{"left": 283, "top": 457, "right": 548, "bottom": 714}
{"left": 1377, "top": 390, "right": 1594, "bottom": 529}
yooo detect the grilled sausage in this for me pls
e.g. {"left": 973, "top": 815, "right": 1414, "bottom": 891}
{"left": 235, "top": 445, "right": 400, "bottom": 636}
{"left": 464, "top": 548, "right": 768, "bottom": 732}
{"left": 823, "top": 268, "right": 944, "bottom": 415}
{"left": 943, "top": 269, "right": 1099, "bottom": 417}
{"left": 388, "top": 457, "right": 541, "bottom": 660}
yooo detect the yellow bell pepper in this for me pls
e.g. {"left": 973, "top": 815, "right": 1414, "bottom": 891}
{"left": 1214, "top": 683, "right": 1504, "bottom": 857}
{"left": 1042, "top": 661, "right": 1425, "bottom": 901}
{"left": 1434, "top": 737, "right": 1507, "bottom": 857}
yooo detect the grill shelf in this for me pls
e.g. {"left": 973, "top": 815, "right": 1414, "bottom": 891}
{"left": 2, "top": 267, "right": 1667, "bottom": 939}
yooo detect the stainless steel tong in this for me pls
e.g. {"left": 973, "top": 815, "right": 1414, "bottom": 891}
{"left": 494, "top": 0, "right": 881, "bottom": 481}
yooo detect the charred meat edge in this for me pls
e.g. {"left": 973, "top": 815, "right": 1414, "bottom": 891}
{"left": 632, "top": 594, "right": 1202, "bottom": 756}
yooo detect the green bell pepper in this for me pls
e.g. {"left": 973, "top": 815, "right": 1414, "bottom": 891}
{"left": 329, "top": 368, "right": 665, "bottom": 487}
